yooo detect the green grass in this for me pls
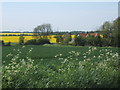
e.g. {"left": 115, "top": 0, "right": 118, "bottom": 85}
{"left": 2, "top": 45, "right": 119, "bottom": 88}
{"left": 2, "top": 45, "right": 118, "bottom": 64}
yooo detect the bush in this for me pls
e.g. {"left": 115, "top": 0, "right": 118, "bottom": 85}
{"left": 74, "top": 36, "right": 86, "bottom": 46}
{"left": 86, "top": 36, "right": 95, "bottom": 46}
{"left": 86, "top": 36, "right": 102, "bottom": 47}
{"left": 24, "top": 39, "right": 50, "bottom": 45}
{"left": 24, "top": 39, "right": 37, "bottom": 45}
{"left": 0, "top": 40, "right": 4, "bottom": 46}
{"left": 5, "top": 42, "right": 11, "bottom": 46}
{"left": 101, "top": 38, "right": 109, "bottom": 46}
{"left": 0, "top": 41, "right": 11, "bottom": 46}
{"left": 37, "top": 39, "right": 50, "bottom": 45}
{"left": 19, "top": 36, "right": 25, "bottom": 45}
{"left": 54, "top": 35, "right": 63, "bottom": 44}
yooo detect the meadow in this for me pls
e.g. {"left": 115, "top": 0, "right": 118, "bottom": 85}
{"left": 2, "top": 45, "right": 119, "bottom": 88}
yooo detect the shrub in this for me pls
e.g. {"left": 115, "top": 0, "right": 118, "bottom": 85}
{"left": 101, "top": 38, "right": 109, "bottom": 46}
{"left": 24, "top": 39, "right": 50, "bottom": 45}
{"left": 0, "top": 41, "right": 11, "bottom": 46}
{"left": 63, "top": 33, "right": 72, "bottom": 45}
{"left": 86, "top": 36, "right": 102, "bottom": 47}
{"left": 37, "top": 39, "right": 50, "bottom": 45}
{"left": 5, "top": 42, "right": 11, "bottom": 46}
{"left": 86, "top": 36, "right": 95, "bottom": 46}
{"left": 0, "top": 40, "right": 4, "bottom": 46}
{"left": 74, "top": 36, "right": 86, "bottom": 46}
{"left": 24, "top": 39, "right": 37, "bottom": 45}
{"left": 54, "top": 35, "right": 63, "bottom": 44}
{"left": 19, "top": 36, "right": 25, "bottom": 45}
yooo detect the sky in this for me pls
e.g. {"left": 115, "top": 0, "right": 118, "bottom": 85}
{"left": 1, "top": 2, "right": 118, "bottom": 32}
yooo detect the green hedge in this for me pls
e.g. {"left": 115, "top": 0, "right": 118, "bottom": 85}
{"left": 24, "top": 39, "right": 50, "bottom": 45}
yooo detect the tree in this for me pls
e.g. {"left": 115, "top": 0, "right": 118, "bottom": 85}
{"left": 63, "top": 33, "right": 72, "bottom": 45}
{"left": 112, "top": 17, "right": 120, "bottom": 47}
{"left": 98, "top": 18, "right": 120, "bottom": 47}
{"left": 94, "top": 36, "right": 102, "bottom": 47}
{"left": 24, "top": 39, "right": 50, "bottom": 45}
{"left": 0, "top": 40, "right": 4, "bottom": 46}
{"left": 86, "top": 36, "right": 95, "bottom": 46}
{"left": 2, "top": 40, "right": 4, "bottom": 46}
{"left": 74, "top": 36, "right": 86, "bottom": 46}
{"left": 24, "top": 39, "right": 37, "bottom": 45}
{"left": 99, "top": 21, "right": 112, "bottom": 38}
{"left": 33, "top": 24, "right": 53, "bottom": 39}
{"left": 19, "top": 36, "right": 25, "bottom": 45}
{"left": 54, "top": 35, "right": 63, "bottom": 44}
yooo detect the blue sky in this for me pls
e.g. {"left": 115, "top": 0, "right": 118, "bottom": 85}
{"left": 2, "top": 2, "right": 118, "bottom": 32}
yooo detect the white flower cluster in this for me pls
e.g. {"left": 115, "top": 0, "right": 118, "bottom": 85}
{"left": 54, "top": 54, "right": 62, "bottom": 58}
{"left": 6, "top": 53, "right": 13, "bottom": 57}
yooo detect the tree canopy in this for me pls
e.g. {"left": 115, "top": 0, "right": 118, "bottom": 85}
{"left": 33, "top": 24, "right": 53, "bottom": 39}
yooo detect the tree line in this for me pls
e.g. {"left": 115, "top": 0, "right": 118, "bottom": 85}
{"left": 98, "top": 17, "right": 120, "bottom": 47}
{"left": 52, "top": 17, "right": 120, "bottom": 47}
{"left": 1, "top": 17, "right": 119, "bottom": 47}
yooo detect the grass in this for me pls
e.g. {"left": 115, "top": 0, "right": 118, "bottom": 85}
{"left": 2, "top": 45, "right": 87, "bottom": 64}
{"left": 2, "top": 45, "right": 119, "bottom": 88}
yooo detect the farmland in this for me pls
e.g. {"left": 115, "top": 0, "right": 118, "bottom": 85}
{"left": 0, "top": 33, "right": 76, "bottom": 43}
{"left": 1, "top": 2, "right": 120, "bottom": 89}
{"left": 2, "top": 45, "right": 119, "bottom": 88}
{"left": 0, "top": 34, "right": 57, "bottom": 43}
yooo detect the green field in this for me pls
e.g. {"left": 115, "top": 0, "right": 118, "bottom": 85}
{"left": 2, "top": 45, "right": 119, "bottom": 88}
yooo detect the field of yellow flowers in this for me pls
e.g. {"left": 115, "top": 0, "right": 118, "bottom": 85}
{"left": 1, "top": 36, "right": 57, "bottom": 43}
{"left": 0, "top": 33, "right": 76, "bottom": 43}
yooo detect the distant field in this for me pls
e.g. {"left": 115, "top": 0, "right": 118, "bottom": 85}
{"left": 0, "top": 34, "right": 57, "bottom": 43}
{"left": 1, "top": 36, "right": 56, "bottom": 43}
{"left": 0, "top": 33, "right": 76, "bottom": 43}
{"left": 2, "top": 45, "right": 119, "bottom": 88}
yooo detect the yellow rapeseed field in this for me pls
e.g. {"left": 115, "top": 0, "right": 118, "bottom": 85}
{"left": 1, "top": 33, "right": 33, "bottom": 35}
{"left": 0, "top": 33, "right": 103, "bottom": 43}
{"left": 0, "top": 35, "right": 56, "bottom": 43}
{"left": 0, "top": 33, "right": 76, "bottom": 43}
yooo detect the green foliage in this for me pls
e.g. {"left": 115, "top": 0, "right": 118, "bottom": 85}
{"left": 33, "top": 24, "right": 53, "bottom": 39}
{"left": 0, "top": 40, "right": 4, "bottom": 46}
{"left": 2, "top": 40, "right": 4, "bottom": 46}
{"left": 86, "top": 36, "right": 102, "bottom": 47}
{"left": 114, "top": 17, "right": 120, "bottom": 47}
{"left": 72, "top": 17, "right": 120, "bottom": 47}
{"left": 86, "top": 36, "right": 95, "bottom": 46}
{"left": 98, "top": 17, "right": 120, "bottom": 47}
{"left": 63, "top": 33, "right": 72, "bottom": 45}
{"left": 5, "top": 42, "right": 11, "bottom": 46}
{"left": 24, "top": 39, "right": 37, "bottom": 45}
{"left": 54, "top": 35, "right": 63, "bottom": 44}
{"left": 100, "top": 38, "right": 108, "bottom": 46}
{"left": 54, "top": 33, "right": 72, "bottom": 45}
{"left": 74, "top": 36, "right": 86, "bottom": 46}
{"left": 37, "top": 39, "right": 50, "bottom": 45}
{"left": 2, "top": 46, "right": 119, "bottom": 88}
{"left": 19, "top": 36, "right": 25, "bottom": 45}
{"left": 24, "top": 39, "right": 50, "bottom": 45}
